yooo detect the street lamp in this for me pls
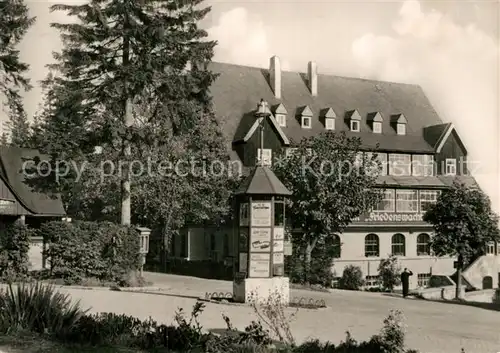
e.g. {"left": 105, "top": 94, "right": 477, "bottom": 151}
{"left": 255, "top": 99, "right": 271, "bottom": 167}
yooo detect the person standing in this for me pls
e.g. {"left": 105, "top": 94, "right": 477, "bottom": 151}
{"left": 401, "top": 268, "right": 413, "bottom": 298}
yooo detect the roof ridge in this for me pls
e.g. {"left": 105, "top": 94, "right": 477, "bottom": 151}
{"left": 209, "top": 61, "right": 422, "bottom": 88}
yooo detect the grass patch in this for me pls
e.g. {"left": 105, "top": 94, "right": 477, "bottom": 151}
{"left": 0, "top": 333, "right": 145, "bottom": 353}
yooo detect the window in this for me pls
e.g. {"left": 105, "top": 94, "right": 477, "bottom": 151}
{"left": 365, "top": 234, "right": 380, "bottom": 257}
{"left": 354, "top": 152, "right": 363, "bottom": 168}
{"left": 331, "top": 234, "right": 341, "bottom": 258}
{"left": 223, "top": 234, "right": 229, "bottom": 257}
{"left": 396, "top": 190, "right": 418, "bottom": 212}
{"left": 257, "top": 148, "right": 272, "bottom": 166}
{"left": 445, "top": 158, "right": 457, "bottom": 175}
{"left": 325, "top": 118, "right": 335, "bottom": 130}
{"left": 210, "top": 233, "right": 216, "bottom": 252}
{"left": 366, "top": 152, "right": 388, "bottom": 176}
{"left": 274, "top": 201, "right": 285, "bottom": 227}
{"left": 391, "top": 233, "right": 406, "bottom": 256}
{"left": 397, "top": 123, "right": 406, "bottom": 135}
{"left": 417, "top": 233, "right": 431, "bottom": 256}
{"left": 239, "top": 203, "right": 249, "bottom": 226}
{"left": 417, "top": 273, "right": 431, "bottom": 287}
{"left": 276, "top": 114, "right": 286, "bottom": 127}
{"left": 305, "top": 148, "right": 313, "bottom": 156}
{"left": 419, "top": 190, "right": 439, "bottom": 212}
{"left": 373, "top": 189, "right": 395, "bottom": 212}
{"left": 301, "top": 116, "right": 311, "bottom": 128}
{"left": 373, "top": 122, "right": 382, "bottom": 134}
{"left": 365, "top": 275, "right": 380, "bottom": 287}
{"left": 286, "top": 148, "right": 298, "bottom": 158}
{"left": 389, "top": 154, "right": 411, "bottom": 176}
{"left": 180, "top": 233, "right": 187, "bottom": 257}
{"left": 350, "top": 120, "right": 360, "bottom": 132}
{"left": 486, "top": 241, "right": 496, "bottom": 255}
{"left": 412, "top": 154, "right": 434, "bottom": 176}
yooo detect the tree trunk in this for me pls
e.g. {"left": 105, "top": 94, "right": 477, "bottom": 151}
{"left": 455, "top": 253, "right": 463, "bottom": 300}
{"left": 120, "top": 15, "right": 132, "bottom": 226}
{"left": 303, "top": 237, "right": 318, "bottom": 284}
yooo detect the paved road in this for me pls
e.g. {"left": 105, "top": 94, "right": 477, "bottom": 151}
{"left": 57, "top": 273, "right": 500, "bottom": 353}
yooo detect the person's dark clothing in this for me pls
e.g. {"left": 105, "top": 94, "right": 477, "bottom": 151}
{"left": 401, "top": 270, "right": 413, "bottom": 298}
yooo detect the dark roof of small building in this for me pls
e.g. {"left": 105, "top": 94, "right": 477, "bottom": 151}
{"left": 0, "top": 146, "right": 66, "bottom": 216}
{"left": 236, "top": 166, "right": 292, "bottom": 196}
{"left": 208, "top": 62, "right": 447, "bottom": 155}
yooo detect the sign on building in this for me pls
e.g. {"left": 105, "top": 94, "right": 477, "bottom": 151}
{"left": 251, "top": 202, "right": 272, "bottom": 226}
{"left": 250, "top": 228, "right": 272, "bottom": 252}
{"left": 249, "top": 253, "right": 271, "bottom": 277}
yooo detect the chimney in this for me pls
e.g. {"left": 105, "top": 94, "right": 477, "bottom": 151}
{"left": 269, "top": 56, "right": 281, "bottom": 99}
{"left": 307, "top": 61, "right": 318, "bottom": 96}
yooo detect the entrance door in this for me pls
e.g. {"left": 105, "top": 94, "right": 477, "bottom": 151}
{"left": 482, "top": 276, "right": 493, "bottom": 289}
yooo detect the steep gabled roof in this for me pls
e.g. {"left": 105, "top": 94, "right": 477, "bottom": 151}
{"left": 235, "top": 166, "right": 292, "bottom": 196}
{"left": 321, "top": 107, "right": 336, "bottom": 119}
{"left": 0, "top": 146, "right": 65, "bottom": 216}
{"left": 208, "top": 62, "right": 442, "bottom": 154}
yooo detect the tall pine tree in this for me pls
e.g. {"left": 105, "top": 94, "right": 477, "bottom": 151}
{"left": 45, "top": 0, "right": 218, "bottom": 225}
{"left": 33, "top": 0, "right": 236, "bottom": 250}
{"left": 0, "top": 0, "right": 35, "bottom": 114}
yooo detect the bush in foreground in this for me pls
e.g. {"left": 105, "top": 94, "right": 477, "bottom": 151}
{"left": 0, "top": 282, "right": 86, "bottom": 336}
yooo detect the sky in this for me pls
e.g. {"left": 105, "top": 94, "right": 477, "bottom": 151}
{"left": 8, "top": 0, "right": 500, "bottom": 213}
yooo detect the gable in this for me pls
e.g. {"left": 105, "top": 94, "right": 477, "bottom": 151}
{"left": 236, "top": 116, "right": 290, "bottom": 145}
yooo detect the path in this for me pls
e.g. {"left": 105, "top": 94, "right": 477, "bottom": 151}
{"left": 56, "top": 273, "right": 500, "bottom": 353}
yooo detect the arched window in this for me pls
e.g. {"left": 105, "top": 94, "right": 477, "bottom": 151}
{"left": 417, "top": 233, "right": 431, "bottom": 256}
{"left": 365, "top": 234, "right": 379, "bottom": 257}
{"left": 391, "top": 233, "right": 406, "bottom": 256}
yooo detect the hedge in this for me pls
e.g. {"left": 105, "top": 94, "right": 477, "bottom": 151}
{"left": 37, "top": 221, "right": 142, "bottom": 285}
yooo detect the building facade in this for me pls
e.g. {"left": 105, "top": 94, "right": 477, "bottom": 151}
{"left": 169, "top": 56, "right": 481, "bottom": 289}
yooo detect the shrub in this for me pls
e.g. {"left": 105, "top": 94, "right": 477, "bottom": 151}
{"left": 285, "top": 245, "right": 335, "bottom": 287}
{"left": 377, "top": 256, "right": 401, "bottom": 292}
{"left": 0, "top": 282, "right": 86, "bottom": 336}
{"left": 39, "top": 221, "right": 142, "bottom": 285}
{"left": 0, "top": 223, "right": 32, "bottom": 281}
{"left": 339, "top": 265, "right": 364, "bottom": 290}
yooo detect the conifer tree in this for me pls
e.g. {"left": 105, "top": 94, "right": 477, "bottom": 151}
{"left": 44, "top": 0, "right": 219, "bottom": 225}
{"left": 0, "top": 0, "right": 35, "bottom": 112}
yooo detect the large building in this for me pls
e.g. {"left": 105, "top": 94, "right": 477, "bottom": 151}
{"left": 169, "top": 56, "right": 487, "bottom": 289}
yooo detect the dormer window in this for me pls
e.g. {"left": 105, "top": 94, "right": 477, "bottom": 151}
{"left": 391, "top": 113, "right": 407, "bottom": 136}
{"left": 397, "top": 123, "right": 406, "bottom": 135}
{"left": 346, "top": 110, "right": 361, "bottom": 132}
{"left": 273, "top": 103, "right": 288, "bottom": 127}
{"left": 302, "top": 116, "right": 311, "bottom": 128}
{"left": 321, "top": 107, "right": 336, "bottom": 131}
{"left": 299, "top": 105, "right": 313, "bottom": 129}
{"left": 325, "top": 118, "right": 335, "bottom": 130}
{"left": 368, "top": 112, "right": 383, "bottom": 134}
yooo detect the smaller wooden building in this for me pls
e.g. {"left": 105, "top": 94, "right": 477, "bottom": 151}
{"left": 0, "top": 146, "right": 66, "bottom": 269}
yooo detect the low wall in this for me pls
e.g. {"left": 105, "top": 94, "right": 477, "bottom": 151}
{"left": 418, "top": 285, "right": 465, "bottom": 300}
{"left": 464, "top": 289, "right": 497, "bottom": 303}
